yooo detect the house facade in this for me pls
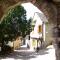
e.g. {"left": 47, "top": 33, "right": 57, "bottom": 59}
{"left": 30, "top": 12, "right": 47, "bottom": 51}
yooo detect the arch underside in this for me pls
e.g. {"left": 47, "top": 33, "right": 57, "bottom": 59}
{"left": 0, "top": 0, "right": 57, "bottom": 25}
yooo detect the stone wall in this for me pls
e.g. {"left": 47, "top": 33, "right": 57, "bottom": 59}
{"left": 13, "top": 37, "right": 22, "bottom": 49}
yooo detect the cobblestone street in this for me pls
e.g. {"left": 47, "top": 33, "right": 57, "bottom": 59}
{"left": 0, "top": 45, "right": 56, "bottom": 60}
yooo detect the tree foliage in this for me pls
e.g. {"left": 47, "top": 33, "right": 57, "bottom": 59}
{"left": 26, "top": 18, "right": 32, "bottom": 35}
{"left": 0, "top": 5, "right": 32, "bottom": 43}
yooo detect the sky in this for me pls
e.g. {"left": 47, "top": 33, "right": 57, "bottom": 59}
{"left": 21, "top": 2, "right": 43, "bottom": 20}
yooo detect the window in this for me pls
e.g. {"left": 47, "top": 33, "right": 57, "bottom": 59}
{"left": 38, "top": 25, "right": 42, "bottom": 33}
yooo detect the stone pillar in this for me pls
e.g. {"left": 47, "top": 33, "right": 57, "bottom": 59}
{"left": 55, "top": 3, "right": 60, "bottom": 60}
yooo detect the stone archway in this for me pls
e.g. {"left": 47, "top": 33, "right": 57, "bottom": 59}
{"left": 0, "top": 0, "right": 60, "bottom": 60}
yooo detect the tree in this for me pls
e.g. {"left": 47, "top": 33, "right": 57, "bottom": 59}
{"left": 0, "top": 5, "right": 30, "bottom": 48}
{"left": 26, "top": 18, "right": 32, "bottom": 35}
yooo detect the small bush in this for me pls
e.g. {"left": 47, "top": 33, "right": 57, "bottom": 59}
{"left": 2, "top": 45, "right": 13, "bottom": 54}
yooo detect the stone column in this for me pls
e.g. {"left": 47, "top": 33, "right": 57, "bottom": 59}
{"left": 55, "top": 3, "right": 60, "bottom": 60}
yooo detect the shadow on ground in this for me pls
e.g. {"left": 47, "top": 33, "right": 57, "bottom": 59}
{"left": 0, "top": 47, "right": 50, "bottom": 60}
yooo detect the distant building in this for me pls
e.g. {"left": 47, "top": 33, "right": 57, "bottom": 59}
{"left": 30, "top": 12, "right": 47, "bottom": 51}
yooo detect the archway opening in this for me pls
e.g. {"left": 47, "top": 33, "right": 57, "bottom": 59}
{"left": 22, "top": 2, "right": 53, "bottom": 49}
